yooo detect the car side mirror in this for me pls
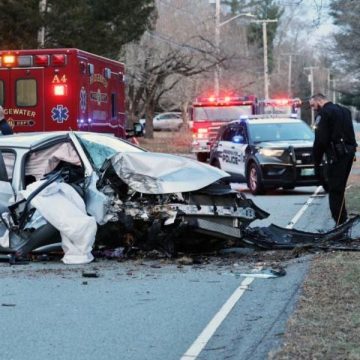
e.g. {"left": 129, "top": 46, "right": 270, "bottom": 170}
{"left": 232, "top": 135, "right": 244, "bottom": 144}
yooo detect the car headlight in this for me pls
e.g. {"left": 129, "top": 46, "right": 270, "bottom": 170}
{"left": 259, "top": 148, "right": 284, "bottom": 157}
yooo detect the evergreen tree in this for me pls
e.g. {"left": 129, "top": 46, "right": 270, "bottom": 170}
{"left": 0, "top": 0, "right": 156, "bottom": 58}
{"left": 44, "top": 0, "right": 156, "bottom": 58}
{"left": 330, "top": 0, "right": 360, "bottom": 108}
{"left": 247, "top": 0, "right": 283, "bottom": 73}
{"left": 0, "top": 0, "right": 41, "bottom": 48}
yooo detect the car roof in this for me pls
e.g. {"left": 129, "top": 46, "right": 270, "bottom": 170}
{"left": 229, "top": 115, "right": 305, "bottom": 126}
{"left": 247, "top": 118, "right": 303, "bottom": 124}
{"left": 0, "top": 131, "right": 122, "bottom": 149}
{"left": 0, "top": 131, "right": 71, "bottom": 149}
{"left": 156, "top": 112, "right": 181, "bottom": 115}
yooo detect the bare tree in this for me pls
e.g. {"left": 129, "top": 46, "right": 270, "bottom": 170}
{"left": 123, "top": 0, "right": 228, "bottom": 138}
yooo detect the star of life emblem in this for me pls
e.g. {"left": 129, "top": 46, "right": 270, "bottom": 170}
{"left": 51, "top": 105, "right": 69, "bottom": 123}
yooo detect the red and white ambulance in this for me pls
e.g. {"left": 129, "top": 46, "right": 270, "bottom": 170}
{"left": 0, "top": 48, "right": 138, "bottom": 139}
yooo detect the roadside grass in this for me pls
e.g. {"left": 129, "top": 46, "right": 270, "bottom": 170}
{"left": 346, "top": 163, "right": 360, "bottom": 215}
{"left": 270, "top": 252, "right": 360, "bottom": 360}
{"left": 137, "top": 128, "right": 192, "bottom": 153}
{"left": 271, "top": 131, "right": 360, "bottom": 360}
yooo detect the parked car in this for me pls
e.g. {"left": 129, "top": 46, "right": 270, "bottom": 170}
{"left": 153, "top": 112, "right": 183, "bottom": 131}
{"left": 209, "top": 115, "right": 326, "bottom": 194}
{"left": 0, "top": 131, "right": 268, "bottom": 262}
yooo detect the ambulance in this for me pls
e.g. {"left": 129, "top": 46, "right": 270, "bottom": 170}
{"left": 0, "top": 48, "right": 140, "bottom": 138}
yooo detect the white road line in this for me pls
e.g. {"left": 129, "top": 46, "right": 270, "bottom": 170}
{"left": 286, "top": 185, "right": 323, "bottom": 229}
{"left": 180, "top": 276, "right": 255, "bottom": 360}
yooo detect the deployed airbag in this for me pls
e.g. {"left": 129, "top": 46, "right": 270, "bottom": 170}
{"left": 21, "top": 181, "right": 97, "bottom": 264}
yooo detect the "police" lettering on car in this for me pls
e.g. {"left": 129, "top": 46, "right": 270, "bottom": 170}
{"left": 222, "top": 150, "right": 244, "bottom": 164}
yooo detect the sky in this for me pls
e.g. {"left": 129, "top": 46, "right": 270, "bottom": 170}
{"left": 278, "top": 0, "right": 335, "bottom": 44}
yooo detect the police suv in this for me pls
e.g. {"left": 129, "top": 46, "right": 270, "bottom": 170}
{"left": 209, "top": 115, "right": 322, "bottom": 194}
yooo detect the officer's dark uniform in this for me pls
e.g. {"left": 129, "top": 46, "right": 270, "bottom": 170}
{"left": 313, "top": 102, "right": 357, "bottom": 225}
{"left": 0, "top": 118, "right": 13, "bottom": 135}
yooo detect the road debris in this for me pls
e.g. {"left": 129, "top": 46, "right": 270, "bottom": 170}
{"left": 240, "top": 267, "right": 287, "bottom": 279}
{"left": 243, "top": 215, "right": 360, "bottom": 251}
{"left": 82, "top": 272, "right": 99, "bottom": 278}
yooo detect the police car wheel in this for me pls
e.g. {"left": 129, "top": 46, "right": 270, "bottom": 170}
{"left": 197, "top": 153, "right": 208, "bottom": 163}
{"left": 247, "top": 163, "right": 265, "bottom": 195}
{"left": 211, "top": 159, "right": 221, "bottom": 169}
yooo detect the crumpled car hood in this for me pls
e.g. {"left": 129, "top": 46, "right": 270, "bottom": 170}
{"left": 106, "top": 152, "right": 230, "bottom": 194}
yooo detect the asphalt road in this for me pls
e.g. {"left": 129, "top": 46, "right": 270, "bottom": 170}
{"left": 0, "top": 185, "right": 330, "bottom": 360}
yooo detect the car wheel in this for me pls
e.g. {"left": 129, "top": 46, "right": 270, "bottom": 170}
{"left": 197, "top": 152, "right": 208, "bottom": 162}
{"left": 247, "top": 163, "right": 265, "bottom": 195}
{"left": 210, "top": 159, "right": 221, "bottom": 169}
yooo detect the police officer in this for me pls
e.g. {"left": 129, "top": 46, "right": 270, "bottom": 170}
{"left": 310, "top": 93, "right": 357, "bottom": 226}
{"left": 0, "top": 106, "right": 13, "bottom": 135}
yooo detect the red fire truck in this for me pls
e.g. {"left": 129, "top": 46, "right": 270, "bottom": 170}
{"left": 256, "top": 97, "right": 302, "bottom": 118}
{"left": 190, "top": 95, "right": 257, "bottom": 162}
{"left": 0, "top": 48, "right": 139, "bottom": 138}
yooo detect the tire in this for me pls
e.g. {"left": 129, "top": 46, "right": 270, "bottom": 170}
{"left": 210, "top": 159, "right": 221, "bottom": 169}
{"left": 247, "top": 163, "right": 265, "bottom": 195}
{"left": 197, "top": 152, "right": 208, "bottom": 163}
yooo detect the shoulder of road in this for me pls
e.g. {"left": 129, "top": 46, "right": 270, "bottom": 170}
{"left": 270, "top": 131, "right": 360, "bottom": 359}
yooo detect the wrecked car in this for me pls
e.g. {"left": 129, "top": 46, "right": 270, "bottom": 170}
{"left": 0, "top": 131, "right": 269, "bottom": 263}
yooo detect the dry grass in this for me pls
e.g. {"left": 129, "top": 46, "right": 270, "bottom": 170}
{"left": 346, "top": 157, "right": 360, "bottom": 215}
{"left": 137, "top": 128, "right": 192, "bottom": 154}
{"left": 270, "top": 252, "right": 360, "bottom": 360}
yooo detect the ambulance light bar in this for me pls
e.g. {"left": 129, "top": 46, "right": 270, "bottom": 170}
{"left": 34, "top": 55, "right": 49, "bottom": 66}
{"left": 194, "top": 95, "right": 256, "bottom": 106}
{"left": 2, "top": 55, "right": 16, "bottom": 67}
{"left": 0, "top": 54, "right": 67, "bottom": 68}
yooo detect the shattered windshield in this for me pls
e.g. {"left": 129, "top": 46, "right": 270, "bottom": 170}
{"left": 77, "top": 133, "right": 144, "bottom": 169}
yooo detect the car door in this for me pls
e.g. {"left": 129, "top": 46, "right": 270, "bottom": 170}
{"left": 0, "top": 151, "right": 15, "bottom": 214}
{"left": 230, "top": 124, "right": 248, "bottom": 177}
{"left": 218, "top": 125, "right": 238, "bottom": 173}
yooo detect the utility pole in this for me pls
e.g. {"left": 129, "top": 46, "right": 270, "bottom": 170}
{"left": 252, "top": 19, "right": 278, "bottom": 99}
{"left": 326, "top": 68, "right": 331, "bottom": 98}
{"left": 213, "top": 0, "right": 254, "bottom": 96}
{"left": 332, "top": 79, "right": 337, "bottom": 103}
{"left": 38, "top": 0, "right": 47, "bottom": 47}
{"left": 214, "top": 0, "right": 221, "bottom": 97}
{"left": 304, "top": 66, "right": 318, "bottom": 125}
{"left": 282, "top": 53, "right": 298, "bottom": 97}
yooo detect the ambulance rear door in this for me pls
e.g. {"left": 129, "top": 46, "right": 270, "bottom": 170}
{"left": 2, "top": 67, "right": 44, "bottom": 132}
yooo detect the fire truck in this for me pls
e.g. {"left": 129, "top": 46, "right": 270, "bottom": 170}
{"left": 256, "top": 98, "right": 302, "bottom": 118}
{"left": 190, "top": 95, "right": 257, "bottom": 162}
{"left": 0, "top": 48, "right": 140, "bottom": 138}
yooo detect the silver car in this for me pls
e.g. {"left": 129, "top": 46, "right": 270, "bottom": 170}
{"left": 0, "top": 131, "right": 268, "bottom": 262}
{"left": 153, "top": 112, "right": 183, "bottom": 131}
